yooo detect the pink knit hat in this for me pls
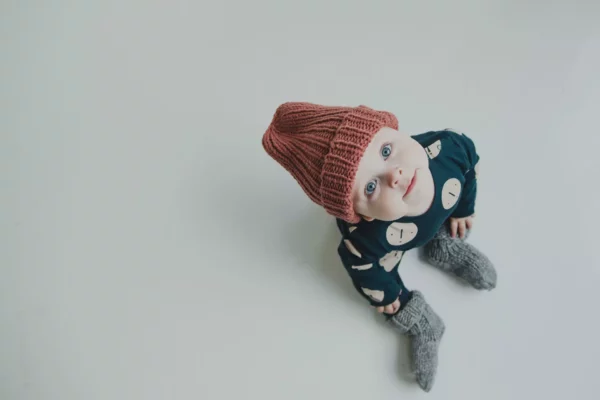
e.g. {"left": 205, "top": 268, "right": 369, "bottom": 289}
{"left": 262, "top": 102, "right": 398, "bottom": 223}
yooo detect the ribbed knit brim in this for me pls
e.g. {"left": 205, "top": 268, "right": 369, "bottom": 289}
{"left": 263, "top": 102, "right": 398, "bottom": 223}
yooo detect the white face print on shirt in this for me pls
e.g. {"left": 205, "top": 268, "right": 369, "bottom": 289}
{"left": 351, "top": 263, "right": 373, "bottom": 271}
{"left": 361, "top": 288, "right": 384, "bottom": 303}
{"left": 441, "top": 178, "right": 462, "bottom": 209}
{"left": 379, "top": 250, "right": 404, "bottom": 272}
{"left": 344, "top": 239, "right": 362, "bottom": 258}
{"left": 386, "top": 222, "right": 418, "bottom": 246}
{"left": 425, "top": 140, "right": 442, "bottom": 159}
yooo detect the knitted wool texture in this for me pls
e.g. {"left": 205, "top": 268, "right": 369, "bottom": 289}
{"left": 262, "top": 102, "right": 398, "bottom": 223}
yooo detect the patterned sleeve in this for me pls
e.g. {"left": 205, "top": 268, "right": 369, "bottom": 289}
{"left": 448, "top": 131, "right": 480, "bottom": 218}
{"left": 337, "top": 237, "right": 404, "bottom": 307}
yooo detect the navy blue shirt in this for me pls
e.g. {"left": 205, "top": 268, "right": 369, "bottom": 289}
{"left": 336, "top": 130, "right": 480, "bottom": 306}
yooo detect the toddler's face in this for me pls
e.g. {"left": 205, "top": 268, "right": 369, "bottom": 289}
{"left": 352, "top": 127, "right": 434, "bottom": 221}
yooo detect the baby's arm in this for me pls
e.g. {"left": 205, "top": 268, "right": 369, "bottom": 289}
{"left": 448, "top": 132, "right": 480, "bottom": 237}
{"left": 337, "top": 239, "right": 406, "bottom": 314}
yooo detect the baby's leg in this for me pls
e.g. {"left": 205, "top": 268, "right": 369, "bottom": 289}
{"left": 387, "top": 279, "right": 445, "bottom": 392}
{"left": 423, "top": 223, "right": 497, "bottom": 290}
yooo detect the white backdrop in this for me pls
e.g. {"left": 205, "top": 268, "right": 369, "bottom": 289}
{"left": 2, "top": 1, "right": 600, "bottom": 399}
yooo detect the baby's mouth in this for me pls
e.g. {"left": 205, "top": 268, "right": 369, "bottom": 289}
{"left": 403, "top": 171, "right": 417, "bottom": 198}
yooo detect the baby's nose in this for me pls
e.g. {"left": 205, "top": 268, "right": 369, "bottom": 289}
{"left": 387, "top": 168, "right": 403, "bottom": 188}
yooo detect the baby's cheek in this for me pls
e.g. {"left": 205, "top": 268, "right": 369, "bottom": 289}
{"left": 376, "top": 191, "right": 408, "bottom": 221}
{"left": 408, "top": 140, "right": 430, "bottom": 167}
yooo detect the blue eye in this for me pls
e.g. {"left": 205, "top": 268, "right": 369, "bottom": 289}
{"left": 381, "top": 144, "right": 392, "bottom": 159}
{"left": 365, "top": 179, "right": 378, "bottom": 196}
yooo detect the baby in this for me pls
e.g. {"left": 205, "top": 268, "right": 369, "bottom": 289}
{"left": 262, "top": 102, "right": 497, "bottom": 392}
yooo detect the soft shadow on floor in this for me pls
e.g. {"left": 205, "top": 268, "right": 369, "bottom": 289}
{"left": 282, "top": 208, "right": 415, "bottom": 383}
{"left": 201, "top": 170, "right": 414, "bottom": 384}
{"left": 280, "top": 207, "right": 366, "bottom": 309}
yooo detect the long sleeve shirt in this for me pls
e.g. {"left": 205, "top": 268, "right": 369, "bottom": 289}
{"left": 336, "top": 130, "right": 480, "bottom": 306}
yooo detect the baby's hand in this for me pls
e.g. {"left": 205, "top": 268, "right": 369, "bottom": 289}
{"left": 375, "top": 298, "right": 401, "bottom": 314}
{"left": 449, "top": 215, "right": 475, "bottom": 239}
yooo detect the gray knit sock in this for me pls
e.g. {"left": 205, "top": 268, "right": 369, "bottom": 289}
{"left": 389, "top": 291, "right": 445, "bottom": 392}
{"left": 424, "top": 225, "right": 497, "bottom": 290}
